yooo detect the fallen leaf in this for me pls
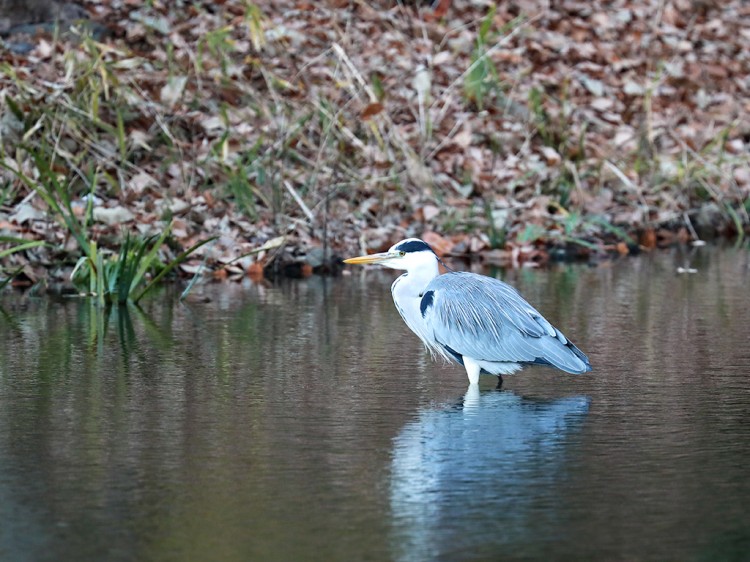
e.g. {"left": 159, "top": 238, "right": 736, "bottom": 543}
{"left": 422, "top": 205, "right": 440, "bottom": 221}
{"left": 160, "top": 76, "right": 188, "bottom": 108}
{"left": 361, "top": 102, "right": 384, "bottom": 119}
{"left": 10, "top": 203, "right": 45, "bottom": 224}
{"left": 128, "top": 171, "right": 157, "bottom": 193}
{"left": 422, "top": 231, "right": 453, "bottom": 256}
{"left": 640, "top": 228, "right": 657, "bottom": 250}
{"left": 93, "top": 206, "right": 135, "bottom": 226}
{"left": 540, "top": 146, "right": 561, "bottom": 165}
{"left": 247, "top": 262, "right": 264, "bottom": 280}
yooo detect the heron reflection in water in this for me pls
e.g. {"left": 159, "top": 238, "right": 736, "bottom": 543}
{"left": 344, "top": 239, "right": 591, "bottom": 385}
{"left": 390, "top": 387, "right": 590, "bottom": 560}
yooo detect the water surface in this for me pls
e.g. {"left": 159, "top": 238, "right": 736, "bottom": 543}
{"left": 0, "top": 247, "right": 748, "bottom": 561}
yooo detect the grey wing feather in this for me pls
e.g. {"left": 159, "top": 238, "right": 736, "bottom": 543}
{"left": 424, "top": 272, "right": 591, "bottom": 374}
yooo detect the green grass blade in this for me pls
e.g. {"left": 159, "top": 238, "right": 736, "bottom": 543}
{"left": 115, "top": 232, "right": 133, "bottom": 304}
{"left": 0, "top": 235, "right": 43, "bottom": 244}
{"left": 0, "top": 265, "right": 25, "bottom": 290}
{"left": 129, "top": 225, "right": 173, "bottom": 295}
{"left": 26, "top": 150, "right": 90, "bottom": 256}
{"left": 0, "top": 160, "right": 60, "bottom": 213}
{"left": 561, "top": 235, "right": 601, "bottom": 252}
{"left": 133, "top": 235, "right": 218, "bottom": 303}
{"left": 96, "top": 251, "right": 106, "bottom": 307}
{"left": 115, "top": 108, "right": 127, "bottom": 162}
{"left": 588, "top": 216, "right": 637, "bottom": 245}
{"left": 0, "top": 240, "right": 46, "bottom": 258}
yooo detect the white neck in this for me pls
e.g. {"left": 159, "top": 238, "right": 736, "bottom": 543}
{"left": 389, "top": 253, "right": 445, "bottom": 361}
{"left": 397, "top": 253, "right": 440, "bottom": 296}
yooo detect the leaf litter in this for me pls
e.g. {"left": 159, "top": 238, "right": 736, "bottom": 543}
{"left": 0, "top": 0, "right": 748, "bottom": 288}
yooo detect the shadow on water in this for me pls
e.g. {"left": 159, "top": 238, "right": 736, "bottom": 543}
{"left": 390, "top": 387, "right": 590, "bottom": 562}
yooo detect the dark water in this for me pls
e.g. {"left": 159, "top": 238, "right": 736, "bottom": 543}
{"left": 0, "top": 247, "right": 749, "bottom": 561}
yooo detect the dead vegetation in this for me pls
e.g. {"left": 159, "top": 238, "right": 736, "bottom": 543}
{"left": 0, "top": 0, "right": 748, "bottom": 289}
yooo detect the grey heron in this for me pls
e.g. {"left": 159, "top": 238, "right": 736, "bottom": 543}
{"left": 344, "top": 238, "right": 591, "bottom": 385}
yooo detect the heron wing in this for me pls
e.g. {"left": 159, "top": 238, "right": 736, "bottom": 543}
{"left": 423, "top": 272, "right": 590, "bottom": 374}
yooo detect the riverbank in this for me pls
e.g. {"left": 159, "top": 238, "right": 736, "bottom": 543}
{"left": 1, "top": 0, "right": 748, "bottom": 289}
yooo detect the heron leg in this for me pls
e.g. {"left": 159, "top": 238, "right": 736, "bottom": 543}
{"left": 463, "top": 357, "right": 481, "bottom": 385}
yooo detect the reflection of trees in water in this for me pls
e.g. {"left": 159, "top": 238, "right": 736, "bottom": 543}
{"left": 0, "top": 276, "right": 433, "bottom": 560}
{"left": 0, "top": 249, "right": 748, "bottom": 560}
{"left": 390, "top": 387, "right": 589, "bottom": 561}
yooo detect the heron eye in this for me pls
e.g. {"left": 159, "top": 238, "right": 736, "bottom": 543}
{"left": 399, "top": 251, "right": 406, "bottom": 257}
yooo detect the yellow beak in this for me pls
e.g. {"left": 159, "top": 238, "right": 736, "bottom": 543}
{"left": 343, "top": 251, "right": 400, "bottom": 265}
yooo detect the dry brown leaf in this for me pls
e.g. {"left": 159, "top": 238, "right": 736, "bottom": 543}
{"left": 361, "top": 102, "right": 384, "bottom": 119}
{"left": 422, "top": 231, "right": 453, "bottom": 256}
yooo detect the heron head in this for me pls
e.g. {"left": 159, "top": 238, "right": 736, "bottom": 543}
{"left": 343, "top": 238, "right": 438, "bottom": 271}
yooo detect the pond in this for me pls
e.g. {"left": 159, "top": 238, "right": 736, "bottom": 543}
{"left": 0, "top": 247, "right": 748, "bottom": 561}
